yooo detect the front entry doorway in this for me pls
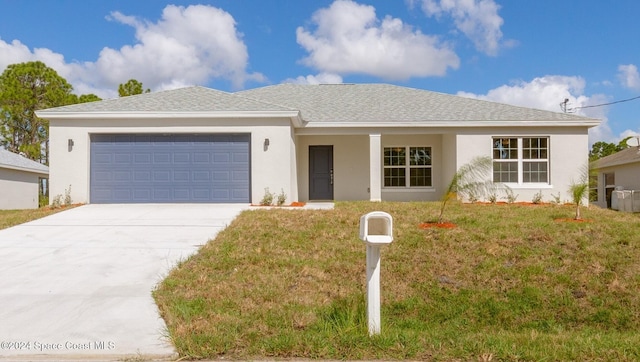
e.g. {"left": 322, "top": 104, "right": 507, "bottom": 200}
{"left": 309, "top": 146, "right": 333, "bottom": 200}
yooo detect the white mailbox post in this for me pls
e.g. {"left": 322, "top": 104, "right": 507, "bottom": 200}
{"left": 359, "top": 211, "right": 393, "bottom": 336}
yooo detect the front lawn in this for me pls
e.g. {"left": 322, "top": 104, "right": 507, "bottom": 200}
{"left": 154, "top": 201, "right": 640, "bottom": 361}
{"left": 0, "top": 206, "right": 71, "bottom": 230}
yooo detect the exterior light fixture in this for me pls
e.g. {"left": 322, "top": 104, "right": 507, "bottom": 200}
{"left": 263, "top": 138, "right": 270, "bottom": 151}
{"left": 68, "top": 139, "right": 74, "bottom": 152}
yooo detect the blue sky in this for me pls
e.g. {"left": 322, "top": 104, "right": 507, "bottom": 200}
{"left": 0, "top": 0, "right": 638, "bottom": 144}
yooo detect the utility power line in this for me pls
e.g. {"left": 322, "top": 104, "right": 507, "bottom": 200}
{"left": 561, "top": 95, "right": 640, "bottom": 113}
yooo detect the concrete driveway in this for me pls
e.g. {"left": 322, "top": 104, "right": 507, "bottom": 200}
{"left": 0, "top": 203, "right": 248, "bottom": 360}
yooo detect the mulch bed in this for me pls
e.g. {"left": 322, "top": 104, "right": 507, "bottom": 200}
{"left": 554, "top": 218, "right": 593, "bottom": 223}
{"left": 419, "top": 222, "right": 457, "bottom": 229}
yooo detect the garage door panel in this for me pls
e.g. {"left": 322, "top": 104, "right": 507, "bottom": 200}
{"left": 91, "top": 134, "right": 250, "bottom": 203}
{"left": 173, "top": 153, "right": 190, "bottom": 163}
{"left": 154, "top": 153, "right": 171, "bottom": 164}
{"left": 114, "top": 171, "right": 131, "bottom": 181}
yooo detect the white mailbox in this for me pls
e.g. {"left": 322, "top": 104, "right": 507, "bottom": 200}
{"left": 359, "top": 211, "right": 393, "bottom": 244}
{"left": 359, "top": 211, "right": 393, "bottom": 336}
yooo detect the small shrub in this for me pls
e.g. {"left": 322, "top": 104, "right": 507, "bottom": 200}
{"left": 488, "top": 192, "right": 498, "bottom": 204}
{"left": 532, "top": 190, "right": 543, "bottom": 204}
{"left": 260, "top": 188, "right": 274, "bottom": 206}
{"left": 468, "top": 190, "right": 480, "bottom": 203}
{"left": 505, "top": 188, "right": 518, "bottom": 204}
{"left": 276, "top": 189, "right": 287, "bottom": 206}
{"left": 51, "top": 194, "right": 63, "bottom": 208}
{"left": 550, "top": 192, "right": 562, "bottom": 205}
{"left": 64, "top": 185, "right": 72, "bottom": 206}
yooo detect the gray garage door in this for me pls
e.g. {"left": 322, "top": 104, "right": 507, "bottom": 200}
{"left": 90, "top": 134, "right": 250, "bottom": 203}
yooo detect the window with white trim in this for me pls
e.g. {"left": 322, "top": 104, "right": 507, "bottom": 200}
{"left": 383, "top": 147, "right": 432, "bottom": 187}
{"left": 493, "top": 137, "right": 549, "bottom": 184}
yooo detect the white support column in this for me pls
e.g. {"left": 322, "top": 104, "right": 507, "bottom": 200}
{"left": 369, "top": 133, "right": 382, "bottom": 202}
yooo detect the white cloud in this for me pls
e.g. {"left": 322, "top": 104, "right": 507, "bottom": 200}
{"left": 457, "top": 75, "right": 614, "bottom": 144}
{"left": 0, "top": 5, "right": 263, "bottom": 99}
{"left": 283, "top": 72, "right": 343, "bottom": 85}
{"left": 418, "top": 0, "right": 506, "bottom": 56}
{"left": 0, "top": 39, "right": 34, "bottom": 68}
{"left": 296, "top": 0, "right": 459, "bottom": 80}
{"left": 617, "top": 64, "right": 640, "bottom": 90}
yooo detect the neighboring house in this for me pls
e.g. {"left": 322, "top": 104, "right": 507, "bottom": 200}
{"left": 591, "top": 146, "right": 640, "bottom": 208}
{"left": 35, "top": 84, "right": 600, "bottom": 205}
{"left": 0, "top": 148, "right": 49, "bottom": 209}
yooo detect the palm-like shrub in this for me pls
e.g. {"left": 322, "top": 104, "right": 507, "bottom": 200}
{"left": 438, "top": 156, "right": 495, "bottom": 223}
{"left": 568, "top": 164, "right": 590, "bottom": 220}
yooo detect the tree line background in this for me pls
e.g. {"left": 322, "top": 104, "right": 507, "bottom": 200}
{"left": 0, "top": 61, "right": 148, "bottom": 164}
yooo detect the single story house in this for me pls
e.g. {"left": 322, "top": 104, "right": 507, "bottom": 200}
{"left": 591, "top": 146, "right": 640, "bottom": 209}
{"left": 35, "top": 84, "right": 600, "bottom": 205}
{"left": 0, "top": 148, "right": 49, "bottom": 209}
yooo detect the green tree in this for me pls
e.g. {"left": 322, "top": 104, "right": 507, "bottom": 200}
{"left": 118, "top": 79, "right": 150, "bottom": 97}
{"left": 69, "top": 93, "right": 102, "bottom": 104}
{"left": 589, "top": 137, "right": 631, "bottom": 161}
{"left": 0, "top": 61, "right": 74, "bottom": 162}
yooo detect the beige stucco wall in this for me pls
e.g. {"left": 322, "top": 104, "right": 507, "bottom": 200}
{"left": 296, "top": 135, "right": 370, "bottom": 201}
{"left": 455, "top": 127, "right": 590, "bottom": 203}
{"left": 49, "top": 117, "right": 297, "bottom": 205}
{"left": 296, "top": 133, "right": 444, "bottom": 202}
{"left": 0, "top": 168, "right": 41, "bottom": 209}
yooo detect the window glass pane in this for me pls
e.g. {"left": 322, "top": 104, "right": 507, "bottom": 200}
{"left": 409, "top": 147, "right": 431, "bottom": 166}
{"left": 410, "top": 167, "right": 432, "bottom": 186}
{"left": 384, "top": 168, "right": 406, "bottom": 187}
{"left": 493, "top": 138, "right": 517, "bottom": 160}
{"left": 523, "top": 137, "right": 548, "bottom": 160}
{"left": 383, "top": 147, "right": 405, "bottom": 166}
{"left": 604, "top": 173, "right": 615, "bottom": 186}
{"left": 493, "top": 161, "right": 518, "bottom": 182}
{"left": 523, "top": 162, "right": 548, "bottom": 183}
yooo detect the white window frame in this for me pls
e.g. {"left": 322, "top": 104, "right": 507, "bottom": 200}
{"left": 492, "top": 137, "right": 550, "bottom": 185}
{"left": 383, "top": 146, "right": 433, "bottom": 188}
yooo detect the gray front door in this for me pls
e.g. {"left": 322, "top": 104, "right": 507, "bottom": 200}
{"left": 90, "top": 134, "right": 250, "bottom": 203}
{"left": 309, "top": 145, "right": 333, "bottom": 200}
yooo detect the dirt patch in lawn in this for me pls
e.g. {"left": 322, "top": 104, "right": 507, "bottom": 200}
{"left": 419, "top": 222, "right": 457, "bottom": 229}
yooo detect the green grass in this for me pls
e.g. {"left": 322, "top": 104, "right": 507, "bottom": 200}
{"left": 0, "top": 206, "right": 72, "bottom": 230}
{"left": 153, "top": 201, "right": 640, "bottom": 361}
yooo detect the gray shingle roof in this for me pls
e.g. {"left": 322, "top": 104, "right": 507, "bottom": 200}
{"left": 592, "top": 147, "right": 640, "bottom": 169}
{"left": 0, "top": 148, "right": 49, "bottom": 175}
{"left": 37, "top": 83, "right": 599, "bottom": 127}
{"left": 39, "top": 86, "right": 295, "bottom": 113}
{"left": 237, "top": 83, "right": 598, "bottom": 124}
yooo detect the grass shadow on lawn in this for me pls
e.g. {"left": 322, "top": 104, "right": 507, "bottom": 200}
{"left": 154, "top": 201, "right": 640, "bottom": 361}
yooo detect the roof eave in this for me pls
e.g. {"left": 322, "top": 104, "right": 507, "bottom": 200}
{"left": 299, "top": 120, "right": 602, "bottom": 128}
{"left": 0, "top": 163, "right": 49, "bottom": 175}
{"left": 36, "top": 110, "right": 305, "bottom": 127}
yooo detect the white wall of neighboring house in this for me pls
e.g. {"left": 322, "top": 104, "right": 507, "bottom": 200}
{"left": 0, "top": 168, "right": 42, "bottom": 209}
{"left": 48, "top": 117, "right": 298, "bottom": 205}
{"left": 593, "top": 162, "right": 640, "bottom": 209}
